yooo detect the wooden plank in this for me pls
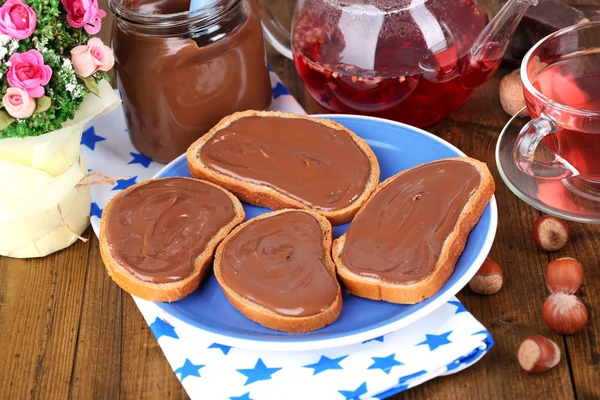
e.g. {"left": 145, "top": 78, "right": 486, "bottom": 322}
{"left": 0, "top": 231, "right": 92, "bottom": 398}
{"left": 551, "top": 223, "right": 600, "bottom": 400}
{"left": 119, "top": 291, "right": 188, "bottom": 399}
{"left": 69, "top": 234, "right": 122, "bottom": 399}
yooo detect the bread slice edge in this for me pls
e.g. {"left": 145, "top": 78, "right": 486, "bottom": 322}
{"left": 213, "top": 208, "right": 343, "bottom": 332}
{"left": 99, "top": 177, "right": 245, "bottom": 303}
{"left": 332, "top": 156, "right": 495, "bottom": 304}
{"left": 186, "top": 110, "right": 381, "bottom": 225}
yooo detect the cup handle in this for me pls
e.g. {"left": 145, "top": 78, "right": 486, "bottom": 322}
{"left": 257, "top": 0, "right": 294, "bottom": 60}
{"left": 513, "top": 112, "right": 578, "bottom": 179}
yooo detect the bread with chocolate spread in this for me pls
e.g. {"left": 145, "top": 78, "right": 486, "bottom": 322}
{"left": 186, "top": 110, "right": 380, "bottom": 225}
{"left": 99, "top": 177, "right": 245, "bottom": 302}
{"left": 214, "top": 209, "right": 343, "bottom": 332}
{"left": 332, "top": 157, "right": 495, "bottom": 304}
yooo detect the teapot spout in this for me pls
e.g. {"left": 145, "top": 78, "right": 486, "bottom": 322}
{"left": 465, "top": 0, "right": 537, "bottom": 86}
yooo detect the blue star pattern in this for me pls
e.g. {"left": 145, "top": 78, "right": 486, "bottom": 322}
{"left": 368, "top": 354, "right": 403, "bottom": 374}
{"left": 82, "top": 74, "right": 497, "bottom": 399}
{"left": 128, "top": 152, "right": 153, "bottom": 168}
{"left": 374, "top": 384, "right": 409, "bottom": 399}
{"left": 339, "top": 382, "right": 368, "bottom": 399}
{"left": 449, "top": 301, "right": 468, "bottom": 314}
{"left": 398, "top": 370, "right": 427, "bottom": 384}
{"left": 446, "top": 359, "right": 463, "bottom": 372}
{"left": 90, "top": 202, "right": 102, "bottom": 219}
{"left": 149, "top": 317, "right": 179, "bottom": 340}
{"left": 175, "top": 359, "right": 204, "bottom": 381}
{"left": 362, "top": 336, "right": 384, "bottom": 344}
{"left": 112, "top": 176, "right": 138, "bottom": 191}
{"left": 230, "top": 393, "right": 254, "bottom": 400}
{"left": 272, "top": 82, "right": 290, "bottom": 99}
{"left": 417, "top": 331, "right": 453, "bottom": 351}
{"left": 209, "top": 343, "right": 232, "bottom": 355}
{"left": 81, "top": 126, "right": 106, "bottom": 150}
{"left": 303, "top": 355, "right": 347, "bottom": 375}
{"left": 237, "top": 359, "right": 282, "bottom": 386}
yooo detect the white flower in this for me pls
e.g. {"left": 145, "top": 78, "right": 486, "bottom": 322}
{"left": 0, "top": 33, "right": 17, "bottom": 61}
{"left": 7, "top": 39, "right": 18, "bottom": 54}
{"left": 0, "top": 34, "right": 10, "bottom": 47}
{"left": 32, "top": 36, "right": 49, "bottom": 54}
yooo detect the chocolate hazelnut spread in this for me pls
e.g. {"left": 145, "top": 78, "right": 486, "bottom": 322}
{"left": 341, "top": 160, "right": 481, "bottom": 284}
{"left": 220, "top": 211, "right": 338, "bottom": 317}
{"left": 111, "top": 0, "right": 272, "bottom": 163}
{"left": 105, "top": 178, "right": 237, "bottom": 283}
{"left": 200, "top": 116, "right": 372, "bottom": 210}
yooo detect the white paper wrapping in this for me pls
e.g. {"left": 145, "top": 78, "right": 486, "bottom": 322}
{"left": 0, "top": 80, "right": 121, "bottom": 258}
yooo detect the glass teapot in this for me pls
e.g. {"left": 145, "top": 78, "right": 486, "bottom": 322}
{"left": 260, "top": 0, "right": 537, "bottom": 127}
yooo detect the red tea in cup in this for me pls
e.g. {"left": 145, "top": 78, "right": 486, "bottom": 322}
{"left": 530, "top": 53, "right": 600, "bottom": 182}
{"left": 515, "top": 22, "right": 600, "bottom": 195}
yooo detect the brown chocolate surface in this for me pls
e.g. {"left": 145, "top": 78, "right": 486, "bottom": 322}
{"left": 105, "top": 178, "right": 237, "bottom": 284}
{"left": 200, "top": 116, "right": 372, "bottom": 211}
{"left": 220, "top": 211, "right": 338, "bottom": 317}
{"left": 341, "top": 160, "right": 481, "bottom": 285}
{"left": 112, "top": 0, "right": 272, "bottom": 163}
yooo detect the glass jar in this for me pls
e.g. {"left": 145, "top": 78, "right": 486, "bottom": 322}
{"left": 109, "top": 0, "right": 272, "bottom": 163}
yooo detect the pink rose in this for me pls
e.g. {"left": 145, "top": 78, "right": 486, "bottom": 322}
{"left": 2, "top": 87, "right": 36, "bottom": 119}
{"left": 61, "top": 0, "right": 106, "bottom": 35}
{"left": 0, "top": 0, "right": 37, "bottom": 40}
{"left": 7, "top": 50, "right": 53, "bottom": 98}
{"left": 71, "top": 37, "right": 114, "bottom": 77}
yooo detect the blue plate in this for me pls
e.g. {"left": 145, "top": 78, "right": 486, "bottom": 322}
{"left": 149, "top": 115, "right": 497, "bottom": 351}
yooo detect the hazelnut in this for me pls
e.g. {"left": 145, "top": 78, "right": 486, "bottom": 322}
{"left": 531, "top": 215, "right": 569, "bottom": 252}
{"left": 499, "top": 69, "right": 528, "bottom": 117}
{"left": 517, "top": 335, "right": 561, "bottom": 373}
{"left": 545, "top": 257, "right": 584, "bottom": 295}
{"left": 542, "top": 293, "right": 588, "bottom": 335}
{"left": 469, "top": 257, "right": 503, "bottom": 295}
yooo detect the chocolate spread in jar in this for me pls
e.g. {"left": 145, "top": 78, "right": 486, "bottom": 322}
{"left": 112, "top": 0, "right": 272, "bottom": 163}
{"left": 105, "top": 178, "right": 237, "bottom": 283}
{"left": 341, "top": 160, "right": 481, "bottom": 285}
{"left": 220, "top": 211, "right": 339, "bottom": 317}
{"left": 200, "top": 116, "right": 372, "bottom": 211}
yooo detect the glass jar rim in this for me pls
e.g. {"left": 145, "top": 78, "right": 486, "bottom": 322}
{"left": 521, "top": 21, "right": 600, "bottom": 118}
{"left": 109, "top": 0, "right": 241, "bottom": 26}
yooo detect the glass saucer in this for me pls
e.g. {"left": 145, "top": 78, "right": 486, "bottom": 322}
{"left": 496, "top": 109, "right": 600, "bottom": 224}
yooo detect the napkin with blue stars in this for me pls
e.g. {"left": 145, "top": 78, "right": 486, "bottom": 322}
{"left": 84, "top": 68, "right": 494, "bottom": 400}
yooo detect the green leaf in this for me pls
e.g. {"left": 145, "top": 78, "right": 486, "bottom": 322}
{"left": 0, "top": 110, "right": 16, "bottom": 131}
{"left": 34, "top": 96, "right": 52, "bottom": 115}
{"left": 78, "top": 75, "right": 99, "bottom": 97}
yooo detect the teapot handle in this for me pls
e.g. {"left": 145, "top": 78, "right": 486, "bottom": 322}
{"left": 257, "top": 0, "right": 294, "bottom": 60}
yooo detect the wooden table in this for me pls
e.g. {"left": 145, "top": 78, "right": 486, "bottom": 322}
{"left": 2, "top": 0, "right": 599, "bottom": 398}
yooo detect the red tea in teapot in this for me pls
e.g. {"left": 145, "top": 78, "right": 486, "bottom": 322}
{"left": 292, "top": 0, "right": 501, "bottom": 127}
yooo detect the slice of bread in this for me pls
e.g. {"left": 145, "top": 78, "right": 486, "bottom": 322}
{"left": 99, "top": 177, "right": 245, "bottom": 303}
{"left": 186, "top": 110, "right": 380, "bottom": 225}
{"left": 214, "top": 209, "right": 343, "bottom": 332}
{"left": 332, "top": 157, "right": 495, "bottom": 304}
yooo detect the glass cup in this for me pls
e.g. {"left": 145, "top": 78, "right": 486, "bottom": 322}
{"left": 514, "top": 22, "right": 600, "bottom": 199}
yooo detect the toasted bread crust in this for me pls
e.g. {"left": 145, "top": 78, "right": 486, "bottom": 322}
{"left": 332, "top": 157, "right": 495, "bottom": 304}
{"left": 213, "top": 209, "right": 343, "bottom": 332}
{"left": 99, "top": 177, "right": 245, "bottom": 303}
{"left": 186, "top": 110, "right": 380, "bottom": 225}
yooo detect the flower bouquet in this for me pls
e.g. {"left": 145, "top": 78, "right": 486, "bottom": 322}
{"left": 0, "top": 0, "right": 120, "bottom": 258}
